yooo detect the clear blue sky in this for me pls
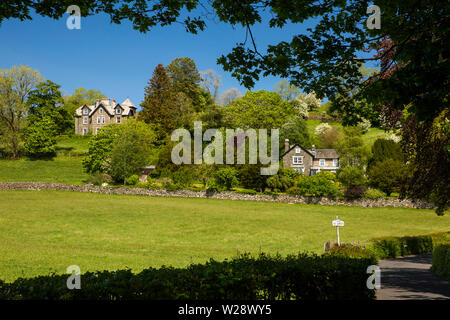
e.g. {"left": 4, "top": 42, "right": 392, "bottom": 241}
{"left": 0, "top": 10, "right": 314, "bottom": 109}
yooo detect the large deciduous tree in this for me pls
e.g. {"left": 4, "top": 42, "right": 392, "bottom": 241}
{"left": 0, "top": 65, "right": 42, "bottom": 158}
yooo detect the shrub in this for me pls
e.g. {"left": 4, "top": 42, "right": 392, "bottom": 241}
{"left": 295, "top": 173, "right": 339, "bottom": 198}
{"left": 125, "top": 175, "right": 139, "bottom": 186}
{"left": 363, "top": 188, "right": 386, "bottom": 200}
{"left": 159, "top": 177, "right": 173, "bottom": 189}
{"left": 371, "top": 235, "right": 434, "bottom": 259}
{"left": 171, "top": 168, "right": 194, "bottom": 187}
{"left": 266, "top": 175, "right": 294, "bottom": 192}
{"left": 367, "top": 159, "right": 407, "bottom": 196}
{"left": 0, "top": 253, "right": 375, "bottom": 300}
{"left": 431, "top": 244, "right": 450, "bottom": 280}
{"left": 314, "top": 123, "right": 332, "bottom": 136}
{"left": 338, "top": 166, "right": 366, "bottom": 189}
{"left": 214, "top": 168, "right": 239, "bottom": 191}
{"left": 344, "top": 185, "right": 366, "bottom": 200}
{"left": 323, "top": 244, "right": 377, "bottom": 263}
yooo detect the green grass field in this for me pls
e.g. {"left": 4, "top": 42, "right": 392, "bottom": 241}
{"left": 0, "top": 156, "right": 88, "bottom": 185}
{"left": 1, "top": 190, "right": 449, "bottom": 282}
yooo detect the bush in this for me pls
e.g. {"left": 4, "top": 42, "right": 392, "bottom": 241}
{"left": 344, "top": 185, "right": 366, "bottom": 200}
{"left": 371, "top": 235, "right": 434, "bottom": 259}
{"left": 0, "top": 253, "right": 375, "bottom": 300}
{"left": 171, "top": 168, "right": 194, "bottom": 187}
{"left": 363, "top": 188, "right": 386, "bottom": 200}
{"left": 338, "top": 166, "right": 366, "bottom": 189}
{"left": 323, "top": 244, "right": 377, "bottom": 263}
{"left": 125, "top": 175, "right": 139, "bottom": 186}
{"left": 295, "top": 172, "right": 339, "bottom": 198}
{"left": 431, "top": 244, "right": 450, "bottom": 280}
{"left": 214, "top": 168, "right": 239, "bottom": 191}
{"left": 266, "top": 174, "right": 294, "bottom": 192}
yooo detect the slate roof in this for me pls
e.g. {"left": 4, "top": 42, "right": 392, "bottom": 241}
{"left": 75, "top": 98, "right": 136, "bottom": 117}
{"left": 282, "top": 143, "right": 339, "bottom": 159}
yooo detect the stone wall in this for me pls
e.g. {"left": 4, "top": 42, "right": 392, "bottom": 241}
{"left": 0, "top": 182, "right": 435, "bottom": 209}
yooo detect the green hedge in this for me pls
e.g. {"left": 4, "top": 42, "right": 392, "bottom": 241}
{"left": 370, "top": 233, "right": 450, "bottom": 259}
{"left": 431, "top": 244, "right": 450, "bottom": 280}
{"left": 1, "top": 253, "right": 375, "bottom": 300}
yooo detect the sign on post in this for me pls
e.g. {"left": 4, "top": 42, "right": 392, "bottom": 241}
{"left": 332, "top": 216, "right": 344, "bottom": 245}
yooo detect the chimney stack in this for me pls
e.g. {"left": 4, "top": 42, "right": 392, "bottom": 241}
{"left": 285, "top": 139, "right": 290, "bottom": 152}
{"left": 311, "top": 145, "right": 316, "bottom": 156}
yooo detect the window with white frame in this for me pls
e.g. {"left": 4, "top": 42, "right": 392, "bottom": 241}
{"left": 97, "top": 117, "right": 100, "bottom": 124}
{"left": 101, "top": 116, "right": 105, "bottom": 124}
{"left": 319, "top": 159, "right": 325, "bottom": 166}
{"left": 117, "top": 116, "right": 121, "bottom": 123}
{"left": 293, "top": 156, "right": 303, "bottom": 165}
{"left": 83, "top": 128, "right": 87, "bottom": 135}
{"left": 83, "top": 108, "right": 88, "bottom": 115}
{"left": 295, "top": 148, "right": 301, "bottom": 153}
{"left": 333, "top": 159, "right": 339, "bottom": 167}
{"left": 99, "top": 108, "right": 103, "bottom": 114}
{"left": 116, "top": 108, "right": 122, "bottom": 114}
{"left": 83, "top": 117, "right": 88, "bottom": 124}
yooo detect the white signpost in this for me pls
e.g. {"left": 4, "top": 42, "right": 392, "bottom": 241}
{"left": 332, "top": 216, "right": 344, "bottom": 246}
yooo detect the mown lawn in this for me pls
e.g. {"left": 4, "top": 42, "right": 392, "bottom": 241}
{"left": 0, "top": 190, "right": 448, "bottom": 282}
{"left": 0, "top": 156, "right": 87, "bottom": 185}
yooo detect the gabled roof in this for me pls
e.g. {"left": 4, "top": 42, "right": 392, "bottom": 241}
{"left": 75, "top": 98, "right": 137, "bottom": 117}
{"left": 282, "top": 144, "right": 339, "bottom": 159}
{"left": 282, "top": 143, "right": 315, "bottom": 158}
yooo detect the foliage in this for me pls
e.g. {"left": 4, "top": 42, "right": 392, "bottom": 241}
{"left": 139, "top": 64, "right": 178, "bottom": 141}
{"left": 370, "top": 138, "right": 404, "bottom": 167}
{"left": 401, "top": 110, "right": 450, "bottom": 215}
{"left": 170, "top": 167, "right": 195, "bottom": 187}
{"left": 62, "top": 87, "right": 104, "bottom": 117}
{"left": 27, "top": 80, "right": 72, "bottom": 135}
{"left": 237, "top": 164, "right": 268, "bottom": 192}
{"left": 295, "top": 172, "right": 339, "bottom": 198}
{"left": 344, "top": 185, "right": 366, "bottom": 200}
{"left": 273, "top": 80, "right": 300, "bottom": 101}
{"left": 338, "top": 167, "right": 366, "bottom": 189}
{"left": 166, "top": 57, "right": 205, "bottom": 112}
{"left": 280, "top": 115, "right": 312, "bottom": 152}
{"left": 213, "top": 168, "right": 239, "bottom": 191}
{"left": 368, "top": 159, "right": 407, "bottom": 196}
{"left": 336, "top": 127, "right": 369, "bottom": 168}
{"left": 323, "top": 244, "right": 377, "bottom": 262}
{"left": 125, "top": 175, "right": 139, "bottom": 186}
{"left": 314, "top": 123, "right": 332, "bottom": 136}
{"left": 218, "top": 88, "right": 242, "bottom": 107}
{"left": 371, "top": 235, "right": 435, "bottom": 259}
{"left": 222, "top": 90, "right": 295, "bottom": 129}
{"left": 266, "top": 174, "right": 293, "bottom": 192}
{"left": 431, "top": 244, "right": 450, "bottom": 281}
{"left": 0, "top": 252, "right": 375, "bottom": 300}
{"left": 82, "top": 124, "right": 122, "bottom": 174}
{"left": 0, "top": 65, "right": 42, "bottom": 158}
{"left": 357, "top": 118, "right": 371, "bottom": 134}
{"left": 316, "top": 126, "right": 344, "bottom": 149}
{"left": 23, "top": 115, "right": 57, "bottom": 158}
{"left": 363, "top": 189, "right": 386, "bottom": 200}
{"left": 294, "top": 92, "right": 321, "bottom": 112}
{"left": 82, "top": 120, "right": 155, "bottom": 183}
{"left": 109, "top": 121, "right": 155, "bottom": 183}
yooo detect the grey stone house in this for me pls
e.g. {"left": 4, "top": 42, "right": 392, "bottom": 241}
{"left": 74, "top": 97, "right": 137, "bottom": 135}
{"left": 282, "top": 139, "right": 339, "bottom": 175}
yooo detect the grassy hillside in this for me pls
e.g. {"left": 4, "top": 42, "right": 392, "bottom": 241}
{"left": 0, "top": 190, "right": 448, "bottom": 281}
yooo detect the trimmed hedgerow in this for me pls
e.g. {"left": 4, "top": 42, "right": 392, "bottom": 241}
{"left": 371, "top": 234, "right": 439, "bottom": 259}
{"left": 323, "top": 244, "right": 377, "bottom": 262}
{"left": 1, "top": 253, "right": 375, "bottom": 300}
{"left": 431, "top": 244, "right": 450, "bottom": 280}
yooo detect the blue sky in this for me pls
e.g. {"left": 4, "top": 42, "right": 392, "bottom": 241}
{"left": 0, "top": 9, "right": 314, "bottom": 109}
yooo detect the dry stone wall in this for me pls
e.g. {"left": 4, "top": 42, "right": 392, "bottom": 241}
{"left": 0, "top": 182, "right": 435, "bottom": 209}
